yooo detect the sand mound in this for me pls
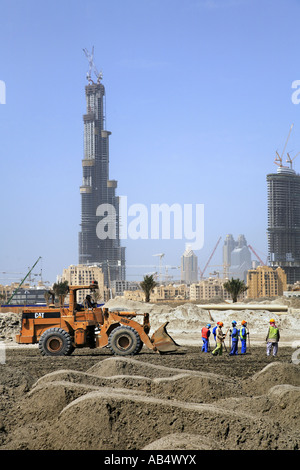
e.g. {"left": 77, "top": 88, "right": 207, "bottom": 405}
{"left": 32, "top": 357, "right": 241, "bottom": 403}
{"left": 87, "top": 356, "right": 180, "bottom": 378}
{"left": 51, "top": 388, "right": 296, "bottom": 450}
{"left": 249, "top": 362, "right": 300, "bottom": 394}
{"left": 2, "top": 355, "right": 299, "bottom": 451}
{"left": 1, "top": 301, "right": 300, "bottom": 451}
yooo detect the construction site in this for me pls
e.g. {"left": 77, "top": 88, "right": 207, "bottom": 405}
{"left": 0, "top": 51, "right": 299, "bottom": 453}
{"left": 0, "top": 292, "right": 299, "bottom": 451}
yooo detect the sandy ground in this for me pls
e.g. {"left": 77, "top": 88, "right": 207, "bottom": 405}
{"left": 0, "top": 298, "right": 299, "bottom": 451}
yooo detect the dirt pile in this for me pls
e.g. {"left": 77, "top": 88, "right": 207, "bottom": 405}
{"left": 1, "top": 354, "right": 299, "bottom": 450}
{"left": 0, "top": 312, "right": 20, "bottom": 342}
{"left": 0, "top": 302, "right": 300, "bottom": 451}
{"left": 1, "top": 299, "right": 300, "bottom": 346}
{"left": 104, "top": 298, "right": 300, "bottom": 346}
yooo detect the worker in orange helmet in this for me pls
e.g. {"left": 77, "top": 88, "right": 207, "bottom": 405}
{"left": 211, "top": 322, "right": 226, "bottom": 356}
{"left": 266, "top": 318, "right": 280, "bottom": 357}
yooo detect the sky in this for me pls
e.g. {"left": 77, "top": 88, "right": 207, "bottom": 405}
{"left": 1, "top": 0, "right": 300, "bottom": 286}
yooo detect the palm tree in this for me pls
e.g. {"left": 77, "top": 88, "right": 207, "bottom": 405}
{"left": 223, "top": 278, "right": 248, "bottom": 303}
{"left": 140, "top": 275, "right": 157, "bottom": 303}
{"left": 52, "top": 280, "right": 69, "bottom": 306}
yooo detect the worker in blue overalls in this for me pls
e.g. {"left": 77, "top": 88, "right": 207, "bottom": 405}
{"left": 212, "top": 324, "right": 218, "bottom": 347}
{"left": 229, "top": 320, "right": 239, "bottom": 355}
{"left": 201, "top": 324, "right": 211, "bottom": 352}
{"left": 239, "top": 320, "right": 248, "bottom": 354}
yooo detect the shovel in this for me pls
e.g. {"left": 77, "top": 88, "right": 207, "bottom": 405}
{"left": 151, "top": 322, "right": 181, "bottom": 353}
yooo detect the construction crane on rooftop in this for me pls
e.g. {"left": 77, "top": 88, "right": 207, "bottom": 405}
{"left": 274, "top": 123, "right": 294, "bottom": 168}
{"left": 286, "top": 149, "right": 300, "bottom": 169}
{"left": 83, "top": 46, "right": 103, "bottom": 84}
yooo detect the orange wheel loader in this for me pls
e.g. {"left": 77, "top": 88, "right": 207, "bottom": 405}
{"left": 15, "top": 281, "right": 180, "bottom": 357}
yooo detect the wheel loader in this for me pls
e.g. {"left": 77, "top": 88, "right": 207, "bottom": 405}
{"left": 15, "top": 281, "right": 180, "bottom": 356}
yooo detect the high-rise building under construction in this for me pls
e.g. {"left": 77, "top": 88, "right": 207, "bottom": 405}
{"left": 78, "top": 49, "right": 125, "bottom": 286}
{"left": 267, "top": 165, "right": 300, "bottom": 284}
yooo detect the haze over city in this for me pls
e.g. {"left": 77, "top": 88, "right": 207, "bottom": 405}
{"left": 1, "top": 0, "right": 300, "bottom": 285}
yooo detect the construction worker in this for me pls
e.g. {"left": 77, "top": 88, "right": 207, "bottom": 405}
{"left": 83, "top": 294, "right": 96, "bottom": 309}
{"left": 229, "top": 320, "right": 239, "bottom": 356}
{"left": 239, "top": 320, "right": 248, "bottom": 354}
{"left": 212, "top": 322, "right": 225, "bottom": 356}
{"left": 266, "top": 318, "right": 280, "bottom": 357}
{"left": 212, "top": 324, "right": 218, "bottom": 346}
{"left": 201, "top": 323, "right": 211, "bottom": 352}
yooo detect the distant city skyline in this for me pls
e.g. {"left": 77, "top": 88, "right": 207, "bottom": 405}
{"left": 1, "top": 0, "right": 300, "bottom": 284}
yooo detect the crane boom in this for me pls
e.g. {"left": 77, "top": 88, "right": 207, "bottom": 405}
{"left": 6, "top": 257, "right": 42, "bottom": 305}
{"left": 248, "top": 245, "right": 265, "bottom": 266}
{"left": 281, "top": 123, "right": 294, "bottom": 159}
{"left": 199, "top": 237, "right": 222, "bottom": 279}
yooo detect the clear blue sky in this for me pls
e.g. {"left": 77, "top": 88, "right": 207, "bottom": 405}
{"left": 1, "top": 0, "right": 300, "bottom": 285}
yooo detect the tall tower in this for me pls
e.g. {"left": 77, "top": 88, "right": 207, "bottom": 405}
{"left": 267, "top": 166, "right": 300, "bottom": 284}
{"left": 267, "top": 124, "right": 300, "bottom": 284}
{"left": 79, "top": 48, "right": 126, "bottom": 286}
{"left": 181, "top": 246, "right": 198, "bottom": 284}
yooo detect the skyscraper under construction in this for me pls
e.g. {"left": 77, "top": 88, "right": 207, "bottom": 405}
{"left": 78, "top": 49, "right": 125, "bottom": 286}
{"left": 267, "top": 160, "right": 300, "bottom": 285}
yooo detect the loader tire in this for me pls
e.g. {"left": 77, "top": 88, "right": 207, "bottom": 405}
{"left": 108, "top": 325, "right": 141, "bottom": 356}
{"left": 38, "top": 327, "right": 74, "bottom": 356}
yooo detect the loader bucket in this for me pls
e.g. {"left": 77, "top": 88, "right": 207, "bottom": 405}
{"left": 151, "top": 322, "right": 180, "bottom": 353}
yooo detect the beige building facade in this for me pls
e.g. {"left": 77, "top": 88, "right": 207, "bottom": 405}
{"left": 246, "top": 265, "right": 287, "bottom": 299}
{"left": 124, "top": 283, "right": 189, "bottom": 303}
{"left": 0, "top": 282, "right": 31, "bottom": 303}
{"left": 190, "top": 278, "right": 233, "bottom": 301}
{"left": 61, "top": 264, "right": 107, "bottom": 304}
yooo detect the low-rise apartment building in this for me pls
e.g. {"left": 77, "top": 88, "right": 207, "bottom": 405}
{"left": 190, "top": 277, "right": 233, "bottom": 301}
{"left": 61, "top": 264, "right": 107, "bottom": 303}
{"left": 246, "top": 265, "right": 287, "bottom": 298}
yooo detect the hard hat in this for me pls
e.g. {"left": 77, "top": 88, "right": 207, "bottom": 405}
{"left": 232, "top": 321, "right": 237, "bottom": 325}
{"left": 206, "top": 323, "right": 211, "bottom": 328}
{"left": 241, "top": 320, "right": 247, "bottom": 325}
{"left": 217, "top": 321, "right": 223, "bottom": 327}
{"left": 269, "top": 318, "right": 275, "bottom": 323}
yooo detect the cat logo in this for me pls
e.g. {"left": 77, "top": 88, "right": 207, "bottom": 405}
{"left": 34, "top": 312, "right": 45, "bottom": 319}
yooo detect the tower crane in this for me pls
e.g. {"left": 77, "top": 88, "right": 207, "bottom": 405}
{"left": 274, "top": 123, "right": 294, "bottom": 168}
{"left": 248, "top": 245, "right": 266, "bottom": 266}
{"left": 83, "top": 47, "right": 103, "bottom": 84}
{"left": 199, "top": 237, "right": 222, "bottom": 280}
{"left": 6, "top": 257, "right": 42, "bottom": 305}
{"left": 153, "top": 253, "right": 165, "bottom": 284}
{"left": 286, "top": 150, "right": 300, "bottom": 169}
